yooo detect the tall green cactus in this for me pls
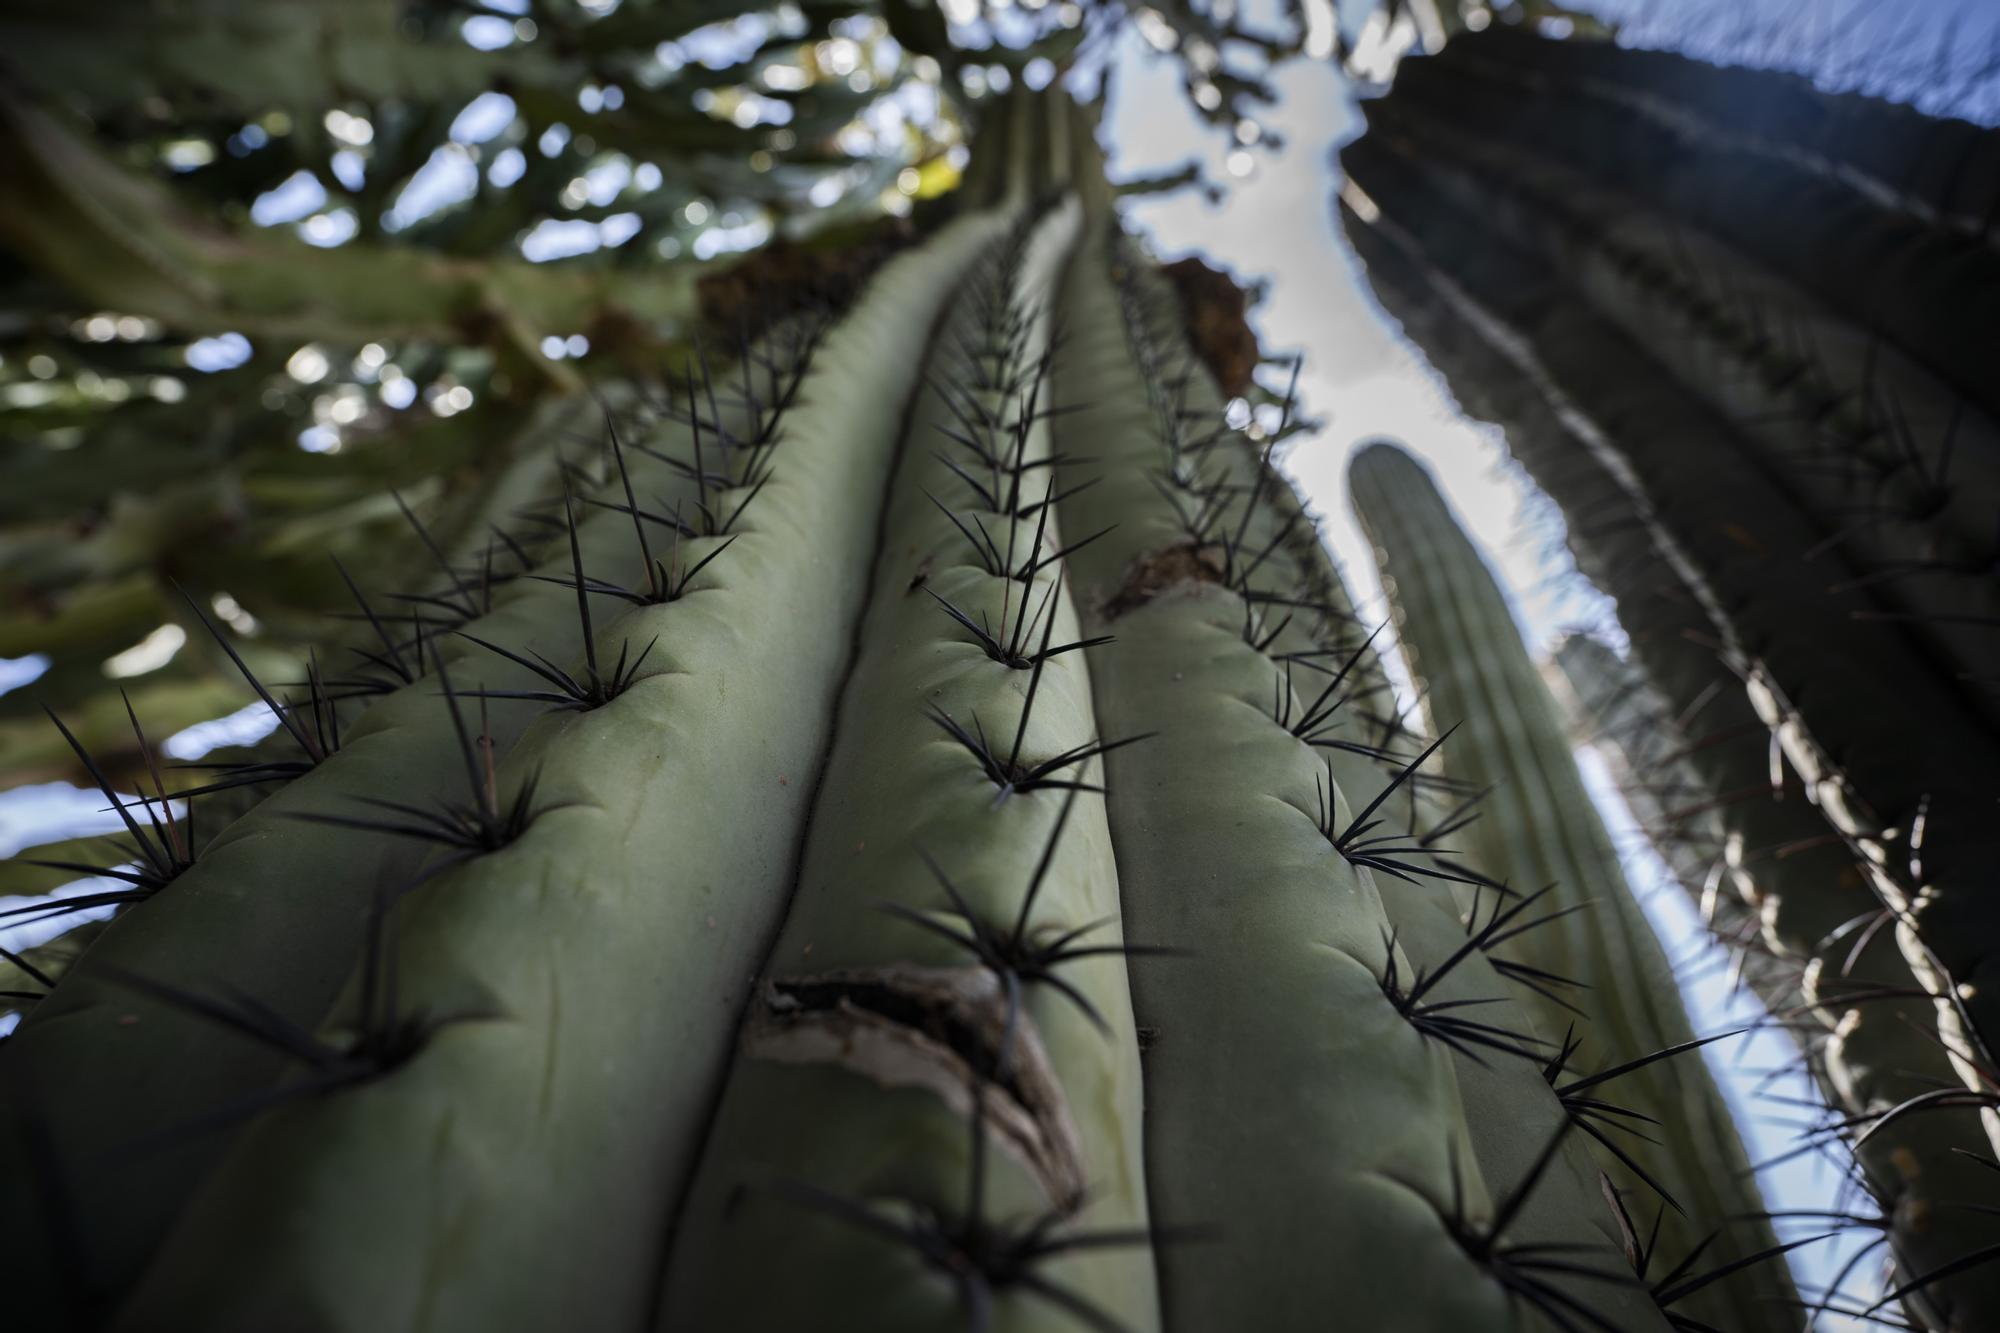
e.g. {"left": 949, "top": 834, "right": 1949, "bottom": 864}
{"left": 1349, "top": 440, "right": 1793, "bottom": 1331}
{"left": 1340, "top": 34, "right": 2000, "bottom": 1324}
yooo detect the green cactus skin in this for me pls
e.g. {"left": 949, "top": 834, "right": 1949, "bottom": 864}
{"left": 1046, "top": 208, "right": 1666, "bottom": 1328}
{"left": 0, "top": 394, "right": 645, "bottom": 1318}
{"left": 1349, "top": 440, "right": 1795, "bottom": 1331}
{"left": 661, "top": 197, "right": 1160, "bottom": 1333}
{"left": 1356, "top": 90, "right": 2000, "bottom": 735}
{"left": 109, "top": 207, "right": 1008, "bottom": 1333}
{"left": 1336, "top": 167, "right": 2000, "bottom": 1327}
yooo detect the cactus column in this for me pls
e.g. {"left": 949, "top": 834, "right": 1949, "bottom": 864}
{"left": 1349, "top": 440, "right": 1794, "bottom": 1331}
{"left": 111, "top": 203, "right": 1009, "bottom": 1332}
{"left": 1045, "top": 161, "right": 1669, "bottom": 1321}
{"left": 1340, "top": 32, "right": 2000, "bottom": 1097}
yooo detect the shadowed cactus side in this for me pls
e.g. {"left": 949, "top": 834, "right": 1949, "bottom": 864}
{"left": 1548, "top": 634, "right": 1806, "bottom": 1026}
{"left": 1340, "top": 34, "right": 2000, "bottom": 1323}
{"left": 1553, "top": 631, "right": 2000, "bottom": 1329}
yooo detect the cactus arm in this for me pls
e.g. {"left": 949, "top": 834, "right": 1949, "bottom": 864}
{"left": 1043, "top": 217, "right": 1668, "bottom": 1328}
{"left": 1336, "top": 171, "right": 2000, "bottom": 1327}
{"left": 1350, "top": 441, "right": 1796, "bottom": 1330}
{"left": 662, "top": 195, "right": 1160, "bottom": 1332}
{"left": 111, "top": 208, "right": 1010, "bottom": 1333}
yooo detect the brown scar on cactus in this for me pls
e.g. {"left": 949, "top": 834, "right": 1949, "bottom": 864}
{"left": 1159, "top": 256, "right": 1260, "bottom": 398}
{"left": 1102, "top": 542, "right": 1227, "bottom": 619}
{"left": 746, "top": 964, "right": 1088, "bottom": 1205}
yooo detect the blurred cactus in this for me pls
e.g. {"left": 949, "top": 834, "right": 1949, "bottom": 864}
{"left": 1342, "top": 24, "right": 2000, "bottom": 1326}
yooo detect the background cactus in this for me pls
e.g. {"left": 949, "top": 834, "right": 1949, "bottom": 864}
{"left": 1340, "top": 24, "right": 2000, "bottom": 1327}
{"left": 1349, "top": 440, "right": 1797, "bottom": 1331}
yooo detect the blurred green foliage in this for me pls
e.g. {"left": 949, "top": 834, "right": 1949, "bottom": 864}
{"left": 0, "top": 0, "right": 1336, "bottom": 789}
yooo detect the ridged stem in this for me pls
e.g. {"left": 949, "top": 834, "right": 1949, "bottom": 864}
{"left": 112, "top": 207, "right": 1007, "bottom": 1333}
{"left": 1049, "top": 211, "right": 1667, "bottom": 1328}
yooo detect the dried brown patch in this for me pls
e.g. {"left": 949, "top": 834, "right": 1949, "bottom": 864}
{"left": 1103, "top": 542, "right": 1226, "bottom": 620}
{"left": 1161, "top": 256, "right": 1259, "bottom": 397}
{"left": 745, "top": 964, "right": 1087, "bottom": 1207}
{"left": 698, "top": 217, "right": 918, "bottom": 341}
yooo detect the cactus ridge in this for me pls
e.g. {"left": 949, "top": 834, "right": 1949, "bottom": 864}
{"left": 92, "top": 204, "right": 1010, "bottom": 1331}
{"left": 1038, "top": 193, "right": 1698, "bottom": 1327}
{"left": 659, "top": 189, "right": 1165, "bottom": 1332}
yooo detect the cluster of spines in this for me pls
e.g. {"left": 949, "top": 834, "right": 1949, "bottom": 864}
{"left": 0, "top": 283, "right": 849, "bottom": 1323}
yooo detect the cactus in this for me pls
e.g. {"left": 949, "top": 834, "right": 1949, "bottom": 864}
{"left": 1340, "top": 43, "right": 2000, "bottom": 1321}
{"left": 1349, "top": 440, "right": 1794, "bottom": 1331}
{"left": 1352, "top": 73, "right": 2000, "bottom": 731}
{"left": 1549, "top": 629, "right": 2000, "bottom": 1319}
{"left": 0, "top": 80, "right": 1849, "bottom": 1332}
